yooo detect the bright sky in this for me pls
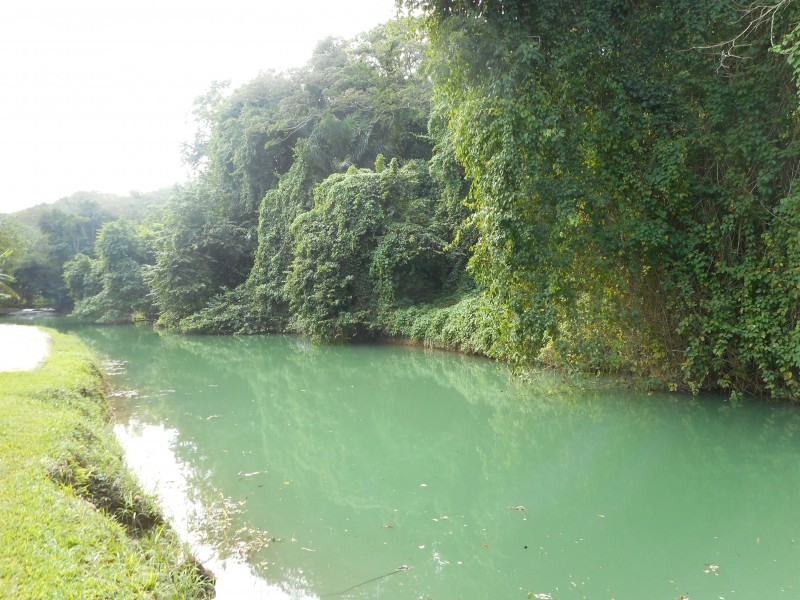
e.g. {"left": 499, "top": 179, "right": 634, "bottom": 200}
{"left": 0, "top": 0, "right": 398, "bottom": 213}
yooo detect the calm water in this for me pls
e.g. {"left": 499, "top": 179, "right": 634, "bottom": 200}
{"left": 38, "top": 323, "right": 800, "bottom": 598}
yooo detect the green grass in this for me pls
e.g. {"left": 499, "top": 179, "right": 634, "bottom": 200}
{"left": 0, "top": 328, "right": 214, "bottom": 599}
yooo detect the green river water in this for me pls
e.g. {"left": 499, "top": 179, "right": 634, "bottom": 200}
{"left": 37, "top": 322, "right": 800, "bottom": 598}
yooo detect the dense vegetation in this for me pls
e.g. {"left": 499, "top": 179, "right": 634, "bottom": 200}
{"left": 3, "top": 5, "right": 800, "bottom": 399}
{"left": 0, "top": 189, "right": 169, "bottom": 307}
{"left": 405, "top": 0, "right": 800, "bottom": 399}
{"left": 0, "top": 329, "right": 213, "bottom": 598}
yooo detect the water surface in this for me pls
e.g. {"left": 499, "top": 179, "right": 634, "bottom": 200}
{"left": 48, "top": 324, "right": 800, "bottom": 598}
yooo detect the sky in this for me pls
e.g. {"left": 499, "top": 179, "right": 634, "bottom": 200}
{"left": 0, "top": 0, "right": 398, "bottom": 213}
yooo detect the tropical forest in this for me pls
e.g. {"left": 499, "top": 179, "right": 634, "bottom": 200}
{"left": 5, "top": 2, "right": 800, "bottom": 400}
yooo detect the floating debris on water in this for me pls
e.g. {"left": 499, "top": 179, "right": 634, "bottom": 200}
{"left": 704, "top": 563, "right": 719, "bottom": 575}
{"left": 508, "top": 505, "right": 527, "bottom": 511}
{"left": 238, "top": 470, "right": 265, "bottom": 478}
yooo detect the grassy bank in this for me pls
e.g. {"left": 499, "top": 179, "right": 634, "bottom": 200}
{"left": 0, "top": 328, "right": 213, "bottom": 599}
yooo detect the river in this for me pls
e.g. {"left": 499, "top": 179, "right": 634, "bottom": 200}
{"left": 23, "top": 321, "right": 800, "bottom": 598}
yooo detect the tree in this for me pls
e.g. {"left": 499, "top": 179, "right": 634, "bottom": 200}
{"left": 36, "top": 202, "right": 111, "bottom": 307}
{"left": 67, "top": 220, "right": 154, "bottom": 323}
{"left": 145, "top": 183, "right": 254, "bottom": 328}
{"left": 63, "top": 253, "right": 101, "bottom": 302}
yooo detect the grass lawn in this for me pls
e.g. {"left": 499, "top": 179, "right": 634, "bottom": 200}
{"left": 0, "top": 328, "right": 213, "bottom": 599}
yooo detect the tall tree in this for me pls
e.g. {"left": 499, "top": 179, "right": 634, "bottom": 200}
{"left": 145, "top": 182, "right": 254, "bottom": 328}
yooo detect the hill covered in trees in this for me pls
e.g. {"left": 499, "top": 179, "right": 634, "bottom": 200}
{"left": 0, "top": 189, "right": 170, "bottom": 306}
{"left": 3, "top": 5, "right": 800, "bottom": 400}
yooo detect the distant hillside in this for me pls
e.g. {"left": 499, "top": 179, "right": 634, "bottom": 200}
{"left": 7, "top": 188, "right": 173, "bottom": 227}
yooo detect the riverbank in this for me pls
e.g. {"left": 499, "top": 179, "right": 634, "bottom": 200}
{"left": 0, "top": 328, "right": 214, "bottom": 599}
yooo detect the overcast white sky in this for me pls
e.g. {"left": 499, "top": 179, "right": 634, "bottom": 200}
{"left": 0, "top": 0, "right": 398, "bottom": 213}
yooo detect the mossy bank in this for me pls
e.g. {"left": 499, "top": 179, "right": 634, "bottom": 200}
{"left": 0, "top": 328, "right": 214, "bottom": 599}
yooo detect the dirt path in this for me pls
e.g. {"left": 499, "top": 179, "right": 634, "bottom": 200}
{"left": 0, "top": 324, "right": 52, "bottom": 372}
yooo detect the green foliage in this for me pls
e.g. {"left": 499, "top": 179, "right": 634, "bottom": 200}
{"left": 0, "top": 248, "right": 18, "bottom": 301}
{"left": 408, "top": 0, "right": 800, "bottom": 398}
{"left": 63, "top": 253, "right": 101, "bottom": 301}
{"left": 370, "top": 158, "right": 469, "bottom": 310}
{"left": 5, "top": 192, "right": 167, "bottom": 308}
{"left": 26, "top": 203, "right": 111, "bottom": 307}
{"left": 287, "top": 169, "right": 385, "bottom": 342}
{"left": 145, "top": 183, "right": 254, "bottom": 328}
{"left": 174, "top": 286, "right": 257, "bottom": 335}
{"left": 381, "top": 292, "right": 497, "bottom": 355}
{"left": 243, "top": 152, "right": 318, "bottom": 332}
{"left": 284, "top": 159, "right": 472, "bottom": 344}
{"left": 1, "top": 215, "right": 59, "bottom": 306}
{"left": 67, "top": 220, "right": 155, "bottom": 323}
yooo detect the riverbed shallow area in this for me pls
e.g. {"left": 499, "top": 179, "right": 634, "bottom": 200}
{"left": 38, "top": 323, "right": 800, "bottom": 599}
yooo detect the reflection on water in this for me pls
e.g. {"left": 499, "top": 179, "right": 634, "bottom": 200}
{"left": 113, "top": 419, "right": 307, "bottom": 599}
{"left": 30, "top": 323, "right": 800, "bottom": 599}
